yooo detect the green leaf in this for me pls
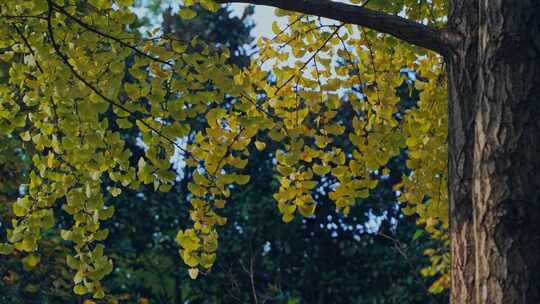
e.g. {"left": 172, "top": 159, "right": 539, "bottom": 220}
{"left": 22, "top": 254, "right": 40, "bottom": 268}
{"left": 412, "top": 229, "right": 424, "bottom": 241}
{"left": 0, "top": 243, "right": 14, "bottom": 255}
{"left": 66, "top": 255, "right": 80, "bottom": 269}
{"left": 179, "top": 8, "right": 197, "bottom": 20}
{"left": 73, "top": 284, "right": 87, "bottom": 295}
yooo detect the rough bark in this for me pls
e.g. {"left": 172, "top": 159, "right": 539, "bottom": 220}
{"left": 448, "top": 1, "right": 540, "bottom": 303}
{"left": 447, "top": 1, "right": 479, "bottom": 302}
{"left": 474, "top": 1, "right": 540, "bottom": 302}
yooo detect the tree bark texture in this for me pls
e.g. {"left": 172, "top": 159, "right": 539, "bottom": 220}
{"left": 448, "top": 2, "right": 479, "bottom": 302}
{"left": 448, "top": 1, "right": 540, "bottom": 303}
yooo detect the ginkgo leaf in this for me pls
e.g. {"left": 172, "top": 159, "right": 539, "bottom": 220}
{"left": 0, "top": 0, "right": 451, "bottom": 297}
{"left": 179, "top": 8, "right": 197, "bottom": 20}
{"left": 73, "top": 284, "right": 87, "bottom": 295}
{"left": 109, "top": 187, "right": 122, "bottom": 197}
{"left": 255, "top": 141, "right": 266, "bottom": 151}
{"left": 0, "top": 244, "right": 14, "bottom": 255}
{"left": 188, "top": 268, "right": 199, "bottom": 279}
{"left": 22, "top": 255, "right": 40, "bottom": 268}
{"left": 235, "top": 174, "right": 250, "bottom": 185}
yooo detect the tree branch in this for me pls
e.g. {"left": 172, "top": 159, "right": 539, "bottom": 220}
{"left": 45, "top": 0, "right": 189, "bottom": 156}
{"left": 216, "top": 0, "right": 455, "bottom": 56}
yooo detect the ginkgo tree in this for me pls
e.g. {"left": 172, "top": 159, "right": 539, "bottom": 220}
{"left": 0, "top": 1, "right": 539, "bottom": 303}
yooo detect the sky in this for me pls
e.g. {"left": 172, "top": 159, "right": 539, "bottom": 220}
{"left": 133, "top": 1, "right": 281, "bottom": 40}
{"left": 229, "top": 4, "right": 279, "bottom": 39}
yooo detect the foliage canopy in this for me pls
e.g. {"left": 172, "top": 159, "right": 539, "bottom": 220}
{"left": 0, "top": 0, "right": 449, "bottom": 299}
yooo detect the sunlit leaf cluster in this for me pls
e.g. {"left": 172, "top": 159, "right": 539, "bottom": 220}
{"left": 0, "top": 0, "right": 449, "bottom": 297}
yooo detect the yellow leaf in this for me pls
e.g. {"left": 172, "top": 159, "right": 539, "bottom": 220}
{"left": 47, "top": 152, "right": 55, "bottom": 168}
{"left": 179, "top": 8, "right": 197, "bottom": 20}
{"left": 313, "top": 164, "right": 330, "bottom": 176}
{"left": 282, "top": 213, "right": 294, "bottom": 223}
{"left": 255, "top": 141, "right": 266, "bottom": 151}
{"left": 271, "top": 21, "right": 281, "bottom": 35}
{"left": 235, "top": 174, "right": 250, "bottom": 185}
{"left": 188, "top": 268, "right": 199, "bottom": 279}
{"left": 298, "top": 203, "right": 316, "bottom": 217}
{"left": 20, "top": 131, "right": 31, "bottom": 141}
{"left": 22, "top": 255, "right": 40, "bottom": 268}
{"left": 73, "top": 284, "right": 87, "bottom": 295}
{"left": 109, "top": 187, "right": 122, "bottom": 197}
{"left": 214, "top": 199, "right": 226, "bottom": 209}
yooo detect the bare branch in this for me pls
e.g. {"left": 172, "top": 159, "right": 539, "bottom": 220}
{"left": 216, "top": 0, "right": 455, "bottom": 56}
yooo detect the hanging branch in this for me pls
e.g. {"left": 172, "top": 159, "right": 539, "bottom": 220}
{"left": 46, "top": 0, "right": 188, "bottom": 155}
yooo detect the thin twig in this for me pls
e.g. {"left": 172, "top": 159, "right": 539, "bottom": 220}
{"left": 0, "top": 14, "right": 47, "bottom": 20}
{"left": 335, "top": 30, "right": 364, "bottom": 90}
{"left": 360, "top": 28, "right": 382, "bottom": 106}
{"left": 274, "top": 24, "right": 343, "bottom": 96}
{"left": 12, "top": 23, "right": 44, "bottom": 73}
{"left": 377, "top": 230, "right": 438, "bottom": 301}
{"left": 249, "top": 256, "right": 258, "bottom": 304}
{"left": 270, "top": 16, "right": 303, "bottom": 42}
{"left": 50, "top": 2, "right": 173, "bottom": 66}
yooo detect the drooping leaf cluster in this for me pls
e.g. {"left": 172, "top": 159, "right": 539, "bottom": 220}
{"left": 103, "top": 6, "right": 444, "bottom": 303}
{"left": 0, "top": 0, "right": 449, "bottom": 298}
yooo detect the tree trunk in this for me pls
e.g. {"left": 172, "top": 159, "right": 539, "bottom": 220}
{"left": 449, "top": 1, "right": 540, "bottom": 303}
